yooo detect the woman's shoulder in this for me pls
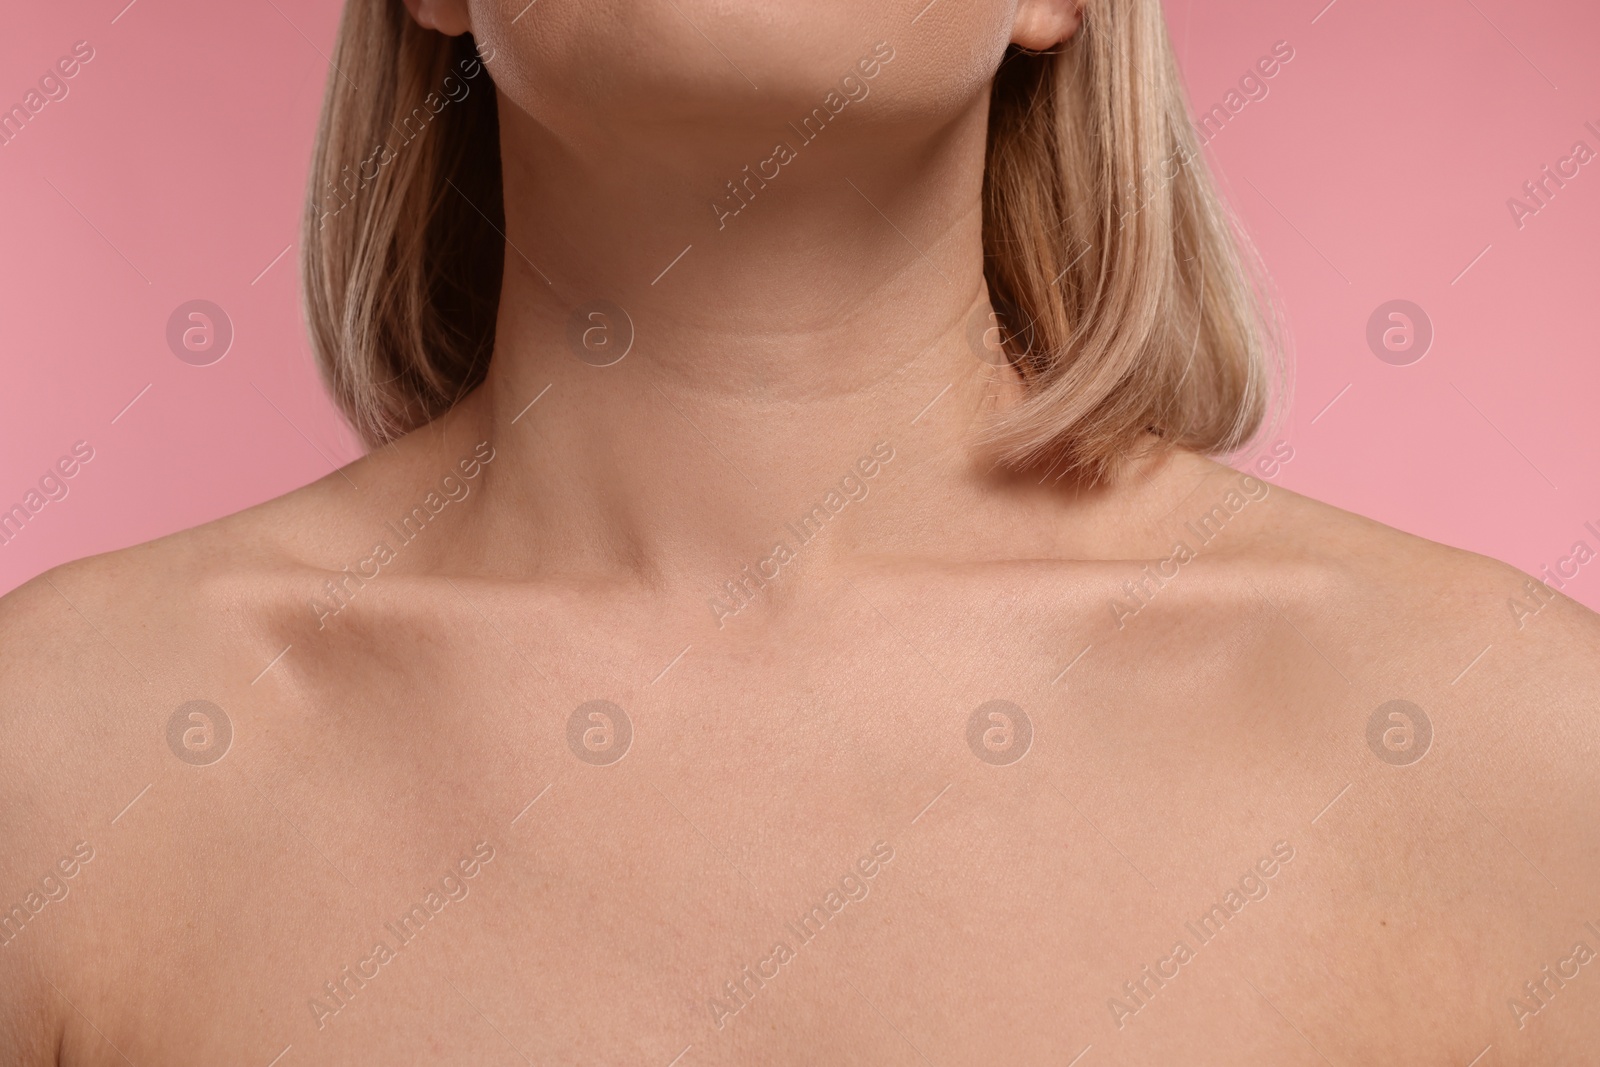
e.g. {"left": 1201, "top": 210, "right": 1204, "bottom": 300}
{"left": 1171, "top": 453, "right": 1599, "bottom": 793}
{"left": 0, "top": 476, "right": 335, "bottom": 679}
{"left": 1160, "top": 450, "right": 1599, "bottom": 648}
{"left": 0, "top": 480, "right": 325, "bottom": 775}
{"left": 1270, "top": 468, "right": 1594, "bottom": 655}
{"left": 0, "top": 468, "right": 360, "bottom": 1056}
{"left": 0, "top": 424, "right": 499, "bottom": 750}
{"left": 1090, "top": 450, "right": 1600, "bottom": 729}
{"left": 0, "top": 425, "right": 483, "bottom": 677}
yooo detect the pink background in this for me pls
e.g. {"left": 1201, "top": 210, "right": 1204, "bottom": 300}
{"left": 1, "top": 0, "right": 1596, "bottom": 606}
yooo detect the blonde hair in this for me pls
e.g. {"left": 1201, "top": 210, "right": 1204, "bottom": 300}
{"left": 304, "top": 1, "right": 1279, "bottom": 481}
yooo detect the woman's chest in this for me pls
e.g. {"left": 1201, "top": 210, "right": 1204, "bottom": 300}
{"left": 51, "top": 603, "right": 1578, "bottom": 1065}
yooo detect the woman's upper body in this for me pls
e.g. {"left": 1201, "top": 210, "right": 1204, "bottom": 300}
{"left": 4, "top": 0, "right": 1598, "bottom": 1063}
{"left": 3, "top": 402, "right": 1597, "bottom": 1066}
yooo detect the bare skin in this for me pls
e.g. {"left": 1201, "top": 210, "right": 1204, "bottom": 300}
{"left": 3, "top": 0, "right": 1598, "bottom": 1064}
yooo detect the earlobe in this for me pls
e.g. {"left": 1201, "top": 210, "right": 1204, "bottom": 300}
{"left": 400, "top": 0, "right": 472, "bottom": 36}
{"left": 1011, "top": 0, "right": 1082, "bottom": 51}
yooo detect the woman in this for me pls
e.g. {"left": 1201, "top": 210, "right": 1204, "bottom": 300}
{"left": 3, "top": 0, "right": 1596, "bottom": 1063}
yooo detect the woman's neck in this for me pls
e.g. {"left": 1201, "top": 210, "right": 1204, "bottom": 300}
{"left": 450, "top": 78, "right": 1047, "bottom": 585}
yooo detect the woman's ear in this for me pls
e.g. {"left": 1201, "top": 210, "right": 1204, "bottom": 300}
{"left": 1011, "top": 0, "right": 1083, "bottom": 51}
{"left": 400, "top": 0, "right": 472, "bottom": 36}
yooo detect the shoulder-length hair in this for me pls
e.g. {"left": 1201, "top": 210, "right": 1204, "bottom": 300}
{"left": 303, "top": 1, "right": 1280, "bottom": 482}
